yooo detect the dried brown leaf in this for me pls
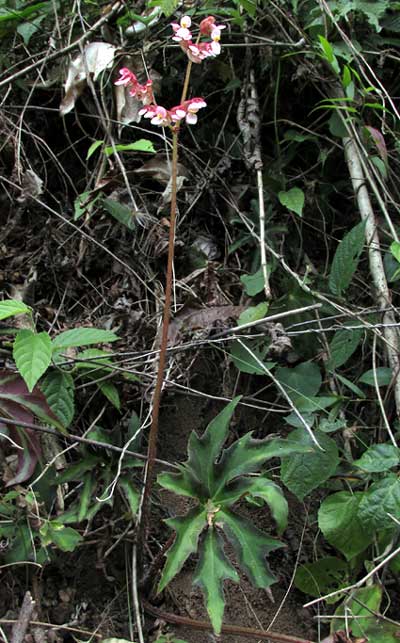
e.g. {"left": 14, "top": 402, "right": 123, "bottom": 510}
{"left": 60, "top": 42, "right": 116, "bottom": 115}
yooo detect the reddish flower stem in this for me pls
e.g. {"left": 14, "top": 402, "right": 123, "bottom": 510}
{"left": 138, "top": 128, "right": 179, "bottom": 551}
{"left": 138, "top": 52, "right": 195, "bottom": 556}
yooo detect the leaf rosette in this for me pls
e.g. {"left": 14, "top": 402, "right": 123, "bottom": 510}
{"left": 157, "top": 397, "right": 311, "bottom": 633}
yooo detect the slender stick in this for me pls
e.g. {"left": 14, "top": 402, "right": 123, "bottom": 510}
{"left": 142, "top": 601, "right": 316, "bottom": 643}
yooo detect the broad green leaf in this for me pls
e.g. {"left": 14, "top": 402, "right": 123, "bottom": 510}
{"left": 186, "top": 397, "right": 241, "bottom": 496}
{"left": 0, "top": 299, "right": 30, "bottom": 321}
{"left": 52, "top": 328, "right": 118, "bottom": 350}
{"left": 238, "top": 302, "right": 269, "bottom": 326}
{"left": 353, "top": 444, "right": 400, "bottom": 472}
{"left": 333, "top": 585, "right": 382, "bottom": 637}
{"left": 119, "top": 478, "right": 139, "bottom": 516}
{"left": 215, "top": 435, "right": 311, "bottom": 495}
{"left": 219, "top": 509, "right": 282, "bottom": 587}
{"left": 46, "top": 524, "right": 82, "bottom": 552}
{"left": 41, "top": 370, "right": 75, "bottom": 428}
{"left": 86, "top": 139, "right": 103, "bottom": 159}
{"left": 104, "top": 139, "right": 155, "bottom": 155}
{"left": 327, "top": 327, "right": 363, "bottom": 370}
{"left": 193, "top": 527, "right": 239, "bottom": 634}
{"left": 13, "top": 330, "right": 52, "bottom": 392}
{"left": 240, "top": 268, "right": 265, "bottom": 296}
{"left": 158, "top": 508, "right": 207, "bottom": 592}
{"left": 319, "top": 491, "right": 374, "bottom": 560}
{"left": 278, "top": 187, "right": 305, "bottom": 216}
{"left": 101, "top": 198, "right": 136, "bottom": 230}
{"left": 329, "top": 220, "right": 366, "bottom": 296}
{"left": 358, "top": 367, "right": 392, "bottom": 386}
{"left": 276, "top": 362, "right": 321, "bottom": 403}
{"left": 147, "top": 0, "right": 178, "bottom": 17}
{"left": 294, "top": 556, "right": 348, "bottom": 600}
{"left": 229, "top": 339, "right": 274, "bottom": 375}
{"left": 281, "top": 429, "right": 339, "bottom": 500}
{"left": 294, "top": 395, "right": 339, "bottom": 413}
{"left": 97, "top": 381, "right": 120, "bottom": 410}
{"left": 358, "top": 474, "right": 400, "bottom": 530}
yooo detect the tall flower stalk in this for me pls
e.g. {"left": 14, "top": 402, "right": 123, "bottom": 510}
{"left": 115, "top": 15, "right": 225, "bottom": 554}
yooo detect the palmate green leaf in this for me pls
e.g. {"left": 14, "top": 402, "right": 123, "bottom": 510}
{"left": 319, "top": 491, "right": 374, "bottom": 560}
{"left": 186, "top": 397, "right": 241, "bottom": 496}
{"left": 52, "top": 328, "right": 118, "bottom": 350}
{"left": 214, "top": 435, "right": 311, "bottom": 496}
{"left": 329, "top": 220, "right": 366, "bottom": 296}
{"left": 193, "top": 527, "right": 239, "bottom": 635}
{"left": 158, "top": 466, "right": 206, "bottom": 501}
{"left": 219, "top": 509, "right": 282, "bottom": 588}
{"left": 215, "top": 477, "right": 288, "bottom": 534}
{"left": 281, "top": 429, "right": 339, "bottom": 500}
{"left": 158, "top": 507, "right": 207, "bottom": 592}
{"left": 0, "top": 299, "right": 30, "bottom": 321}
{"left": 40, "top": 370, "right": 75, "bottom": 428}
{"left": 13, "top": 330, "right": 52, "bottom": 392}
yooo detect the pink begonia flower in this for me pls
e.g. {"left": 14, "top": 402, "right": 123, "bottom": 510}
{"left": 115, "top": 67, "right": 138, "bottom": 86}
{"left": 140, "top": 105, "right": 171, "bottom": 127}
{"left": 199, "top": 16, "right": 216, "bottom": 35}
{"left": 114, "top": 68, "right": 154, "bottom": 104}
{"left": 210, "top": 26, "right": 225, "bottom": 55}
{"left": 133, "top": 79, "right": 154, "bottom": 105}
{"left": 183, "top": 98, "right": 207, "bottom": 124}
{"left": 171, "top": 15, "right": 192, "bottom": 41}
{"left": 138, "top": 98, "right": 206, "bottom": 127}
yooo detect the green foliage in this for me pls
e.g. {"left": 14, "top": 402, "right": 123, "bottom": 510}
{"left": 240, "top": 267, "right": 266, "bottom": 295}
{"left": 104, "top": 140, "right": 155, "bottom": 155}
{"left": 294, "top": 556, "right": 348, "bottom": 601}
{"left": 40, "top": 371, "right": 75, "bottom": 428}
{"left": 278, "top": 187, "right": 305, "bottom": 217}
{"left": 318, "top": 491, "right": 374, "bottom": 560}
{"left": 281, "top": 429, "right": 339, "bottom": 500}
{"left": 52, "top": 328, "right": 118, "bottom": 350}
{"left": 13, "top": 330, "right": 52, "bottom": 392}
{"left": 0, "top": 299, "right": 30, "bottom": 320}
{"left": 157, "top": 398, "right": 310, "bottom": 633}
{"left": 329, "top": 220, "right": 366, "bottom": 296}
{"left": 353, "top": 444, "right": 400, "bottom": 473}
{"left": 327, "top": 326, "right": 363, "bottom": 370}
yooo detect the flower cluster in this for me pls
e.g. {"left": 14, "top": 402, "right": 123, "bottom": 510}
{"left": 114, "top": 68, "right": 154, "bottom": 105}
{"left": 114, "top": 15, "right": 223, "bottom": 128}
{"left": 171, "top": 15, "right": 225, "bottom": 63}
{"left": 115, "top": 70, "right": 206, "bottom": 128}
{"left": 139, "top": 98, "right": 207, "bottom": 127}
